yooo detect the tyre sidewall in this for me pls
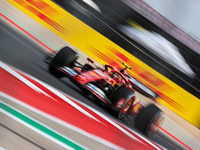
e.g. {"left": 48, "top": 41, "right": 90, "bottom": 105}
{"left": 135, "top": 104, "right": 163, "bottom": 136}
{"left": 49, "top": 47, "right": 78, "bottom": 78}
{"left": 110, "top": 86, "right": 135, "bottom": 119}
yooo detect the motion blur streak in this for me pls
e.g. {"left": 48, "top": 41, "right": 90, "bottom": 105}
{"left": 158, "top": 126, "right": 192, "bottom": 150}
{"left": 0, "top": 101, "right": 86, "bottom": 150}
{"left": 0, "top": 12, "right": 54, "bottom": 52}
{"left": 0, "top": 91, "right": 123, "bottom": 150}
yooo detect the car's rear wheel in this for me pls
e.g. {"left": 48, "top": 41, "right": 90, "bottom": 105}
{"left": 110, "top": 86, "right": 135, "bottom": 119}
{"left": 49, "top": 47, "right": 78, "bottom": 78}
{"left": 134, "top": 104, "right": 164, "bottom": 136}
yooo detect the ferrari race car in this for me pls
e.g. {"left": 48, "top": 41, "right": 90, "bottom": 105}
{"left": 46, "top": 46, "right": 164, "bottom": 136}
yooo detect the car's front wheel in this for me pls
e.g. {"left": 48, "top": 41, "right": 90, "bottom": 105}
{"left": 110, "top": 86, "right": 135, "bottom": 119}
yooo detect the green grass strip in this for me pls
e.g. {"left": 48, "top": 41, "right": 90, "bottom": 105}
{"left": 0, "top": 101, "right": 85, "bottom": 150}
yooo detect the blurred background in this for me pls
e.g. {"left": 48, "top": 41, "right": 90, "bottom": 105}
{"left": 1, "top": 0, "right": 200, "bottom": 149}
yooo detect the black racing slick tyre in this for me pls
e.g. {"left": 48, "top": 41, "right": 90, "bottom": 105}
{"left": 49, "top": 47, "right": 78, "bottom": 78}
{"left": 135, "top": 104, "right": 164, "bottom": 136}
{"left": 110, "top": 86, "right": 135, "bottom": 119}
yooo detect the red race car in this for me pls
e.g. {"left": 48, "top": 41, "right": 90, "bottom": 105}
{"left": 46, "top": 46, "right": 164, "bottom": 136}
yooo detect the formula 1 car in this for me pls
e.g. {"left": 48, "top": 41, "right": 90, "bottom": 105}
{"left": 46, "top": 46, "right": 164, "bottom": 136}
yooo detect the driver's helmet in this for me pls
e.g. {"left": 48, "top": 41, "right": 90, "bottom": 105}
{"left": 110, "top": 72, "right": 121, "bottom": 82}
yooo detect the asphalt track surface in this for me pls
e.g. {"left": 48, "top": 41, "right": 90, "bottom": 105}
{"left": 0, "top": 19, "right": 185, "bottom": 150}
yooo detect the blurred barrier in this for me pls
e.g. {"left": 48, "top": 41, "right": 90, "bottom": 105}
{"left": 5, "top": 0, "right": 200, "bottom": 128}
{"left": 123, "top": 0, "right": 200, "bottom": 55}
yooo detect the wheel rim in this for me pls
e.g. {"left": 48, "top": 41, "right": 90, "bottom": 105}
{"left": 122, "top": 99, "right": 133, "bottom": 114}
